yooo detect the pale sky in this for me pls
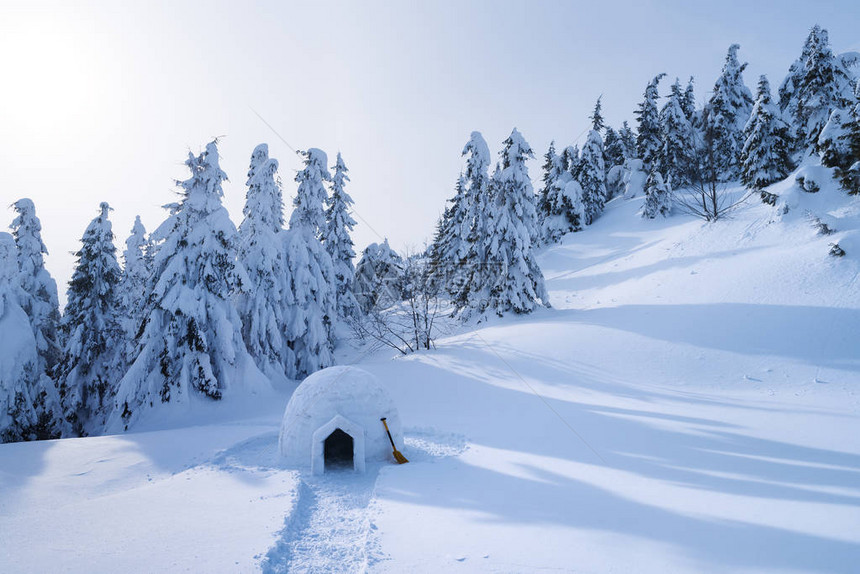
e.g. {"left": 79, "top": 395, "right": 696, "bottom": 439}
{"left": 1, "top": 0, "right": 858, "bottom": 305}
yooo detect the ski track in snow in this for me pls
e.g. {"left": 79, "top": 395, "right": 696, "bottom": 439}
{"left": 260, "top": 428, "right": 466, "bottom": 574}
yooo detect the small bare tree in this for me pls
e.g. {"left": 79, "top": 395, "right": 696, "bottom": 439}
{"left": 672, "top": 127, "right": 753, "bottom": 221}
{"left": 350, "top": 249, "right": 443, "bottom": 355}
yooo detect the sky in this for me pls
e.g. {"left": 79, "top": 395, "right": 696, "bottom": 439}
{"left": 1, "top": 0, "right": 858, "bottom": 305}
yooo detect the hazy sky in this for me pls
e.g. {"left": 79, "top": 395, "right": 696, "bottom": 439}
{"left": 1, "top": 0, "right": 858, "bottom": 303}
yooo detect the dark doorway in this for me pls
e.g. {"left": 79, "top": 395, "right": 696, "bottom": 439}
{"left": 324, "top": 428, "right": 354, "bottom": 470}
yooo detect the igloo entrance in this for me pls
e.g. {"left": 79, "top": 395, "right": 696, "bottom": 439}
{"left": 324, "top": 428, "right": 354, "bottom": 469}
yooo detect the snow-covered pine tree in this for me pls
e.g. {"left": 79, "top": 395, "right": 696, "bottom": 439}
{"left": 837, "top": 83, "right": 860, "bottom": 194}
{"left": 603, "top": 127, "right": 626, "bottom": 172}
{"left": 619, "top": 121, "right": 637, "bottom": 160}
{"left": 428, "top": 153, "right": 472, "bottom": 302}
{"left": 0, "top": 232, "right": 43, "bottom": 443}
{"left": 741, "top": 75, "right": 795, "bottom": 190}
{"left": 565, "top": 145, "right": 582, "bottom": 181}
{"left": 55, "top": 203, "right": 124, "bottom": 436}
{"left": 538, "top": 141, "right": 559, "bottom": 222}
{"left": 818, "top": 109, "right": 852, "bottom": 170}
{"left": 10, "top": 198, "right": 62, "bottom": 438}
{"left": 579, "top": 111, "right": 607, "bottom": 225}
{"left": 237, "top": 143, "right": 294, "bottom": 382}
{"left": 283, "top": 148, "right": 337, "bottom": 378}
{"left": 453, "top": 131, "right": 493, "bottom": 311}
{"left": 590, "top": 96, "right": 606, "bottom": 131}
{"left": 11, "top": 198, "right": 61, "bottom": 380}
{"left": 119, "top": 216, "right": 151, "bottom": 359}
{"left": 110, "top": 141, "right": 267, "bottom": 430}
{"left": 479, "top": 129, "right": 549, "bottom": 316}
{"left": 354, "top": 239, "right": 404, "bottom": 313}
{"left": 542, "top": 172, "right": 585, "bottom": 243}
{"left": 636, "top": 74, "right": 667, "bottom": 169}
{"left": 659, "top": 78, "right": 698, "bottom": 187}
{"left": 682, "top": 77, "right": 698, "bottom": 125}
{"left": 779, "top": 25, "right": 857, "bottom": 150}
{"left": 701, "top": 44, "right": 755, "bottom": 180}
{"left": 642, "top": 170, "right": 672, "bottom": 219}
{"left": 427, "top": 179, "right": 460, "bottom": 293}
{"left": 323, "top": 152, "right": 359, "bottom": 319}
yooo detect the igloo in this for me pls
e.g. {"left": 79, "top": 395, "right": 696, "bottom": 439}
{"left": 279, "top": 366, "right": 404, "bottom": 474}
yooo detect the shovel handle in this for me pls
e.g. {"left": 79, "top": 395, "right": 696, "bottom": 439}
{"left": 380, "top": 417, "right": 397, "bottom": 449}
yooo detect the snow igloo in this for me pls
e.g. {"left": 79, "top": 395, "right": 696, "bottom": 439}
{"left": 279, "top": 366, "right": 404, "bottom": 475}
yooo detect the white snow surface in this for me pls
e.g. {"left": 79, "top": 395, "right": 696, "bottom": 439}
{"left": 2, "top": 176, "right": 860, "bottom": 573}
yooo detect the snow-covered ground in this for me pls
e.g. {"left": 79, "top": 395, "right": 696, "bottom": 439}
{"left": 2, "top": 183, "right": 859, "bottom": 573}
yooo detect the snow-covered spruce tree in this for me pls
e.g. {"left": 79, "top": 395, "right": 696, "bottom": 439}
{"left": 56, "top": 203, "right": 124, "bottom": 436}
{"left": 428, "top": 131, "right": 494, "bottom": 312}
{"left": 323, "top": 152, "right": 359, "bottom": 319}
{"left": 603, "top": 127, "right": 626, "bottom": 172}
{"left": 283, "top": 148, "right": 337, "bottom": 378}
{"left": 354, "top": 239, "right": 404, "bottom": 313}
{"left": 110, "top": 141, "right": 267, "bottom": 430}
{"left": 659, "top": 78, "right": 698, "bottom": 187}
{"left": 779, "top": 25, "right": 857, "bottom": 150}
{"left": 0, "top": 232, "right": 42, "bottom": 443}
{"left": 119, "top": 216, "right": 151, "bottom": 358}
{"left": 642, "top": 171, "right": 672, "bottom": 219}
{"left": 818, "top": 109, "right": 852, "bottom": 170}
{"left": 541, "top": 142, "right": 584, "bottom": 243}
{"left": 579, "top": 112, "right": 607, "bottom": 225}
{"left": 636, "top": 73, "right": 666, "bottom": 169}
{"left": 237, "top": 143, "right": 294, "bottom": 382}
{"left": 741, "top": 75, "right": 795, "bottom": 190}
{"left": 542, "top": 173, "right": 585, "bottom": 243}
{"left": 837, "top": 84, "right": 860, "bottom": 194}
{"left": 701, "top": 44, "right": 754, "bottom": 180}
{"left": 619, "top": 121, "right": 637, "bottom": 160}
{"left": 537, "top": 141, "right": 559, "bottom": 223}
{"left": 10, "top": 198, "right": 61, "bottom": 380}
{"left": 682, "top": 77, "right": 699, "bottom": 125}
{"left": 10, "top": 198, "right": 62, "bottom": 438}
{"left": 428, "top": 172, "right": 470, "bottom": 301}
{"left": 479, "top": 129, "right": 549, "bottom": 316}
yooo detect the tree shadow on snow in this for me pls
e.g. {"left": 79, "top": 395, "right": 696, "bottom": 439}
{"left": 371, "top": 352, "right": 860, "bottom": 572}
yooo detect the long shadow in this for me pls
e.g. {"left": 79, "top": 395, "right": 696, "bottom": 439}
{"left": 547, "top": 247, "right": 766, "bottom": 292}
{"left": 0, "top": 438, "right": 55, "bottom": 512}
{"left": 379, "top": 455, "right": 860, "bottom": 573}
{"left": 491, "top": 303, "right": 860, "bottom": 370}
{"left": 368, "top": 352, "right": 860, "bottom": 571}
{"left": 565, "top": 303, "right": 860, "bottom": 369}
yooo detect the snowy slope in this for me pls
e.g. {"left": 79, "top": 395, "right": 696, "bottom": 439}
{"left": 1, "top": 180, "right": 859, "bottom": 573}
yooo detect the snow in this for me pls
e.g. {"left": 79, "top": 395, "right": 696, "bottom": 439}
{"left": 2, "top": 175, "right": 860, "bottom": 572}
{"left": 279, "top": 366, "right": 404, "bottom": 473}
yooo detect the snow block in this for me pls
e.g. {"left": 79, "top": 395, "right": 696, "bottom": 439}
{"left": 279, "top": 366, "right": 404, "bottom": 474}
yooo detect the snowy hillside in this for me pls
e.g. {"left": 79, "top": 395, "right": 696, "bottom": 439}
{"left": 2, "top": 185, "right": 858, "bottom": 573}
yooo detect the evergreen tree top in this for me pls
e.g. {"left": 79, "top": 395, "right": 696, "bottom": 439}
{"left": 333, "top": 152, "right": 350, "bottom": 183}
{"left": 0, "top": 232, "right": 15, "bottom": 284}
{"left": 247, "top": 143, "right": 269, "bottom": 186}
{"left": 463, "top": 131, "right": 491, "bottom": 178}
{"left": 11, "top": 198, "right": 48, "bottom": 258}
{"left": 501, "top": 128, "right": 534, "bottom": 170}
{"left": 176, "top": 140, "right": 229, "bottom": 214}
{"left": 590, "top": 96, "right": 605, "bottom": 131}
{"left": 290, "top": 148, "right": 331, "bottom": 233}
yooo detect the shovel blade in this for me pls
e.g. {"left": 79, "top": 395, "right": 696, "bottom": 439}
{"left": 392, "top": 449, "right": 409, "bottom": 464}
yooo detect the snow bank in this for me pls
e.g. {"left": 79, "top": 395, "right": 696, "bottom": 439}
{"left": 279, "top": 366, "right": 404, "bottom": 473}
